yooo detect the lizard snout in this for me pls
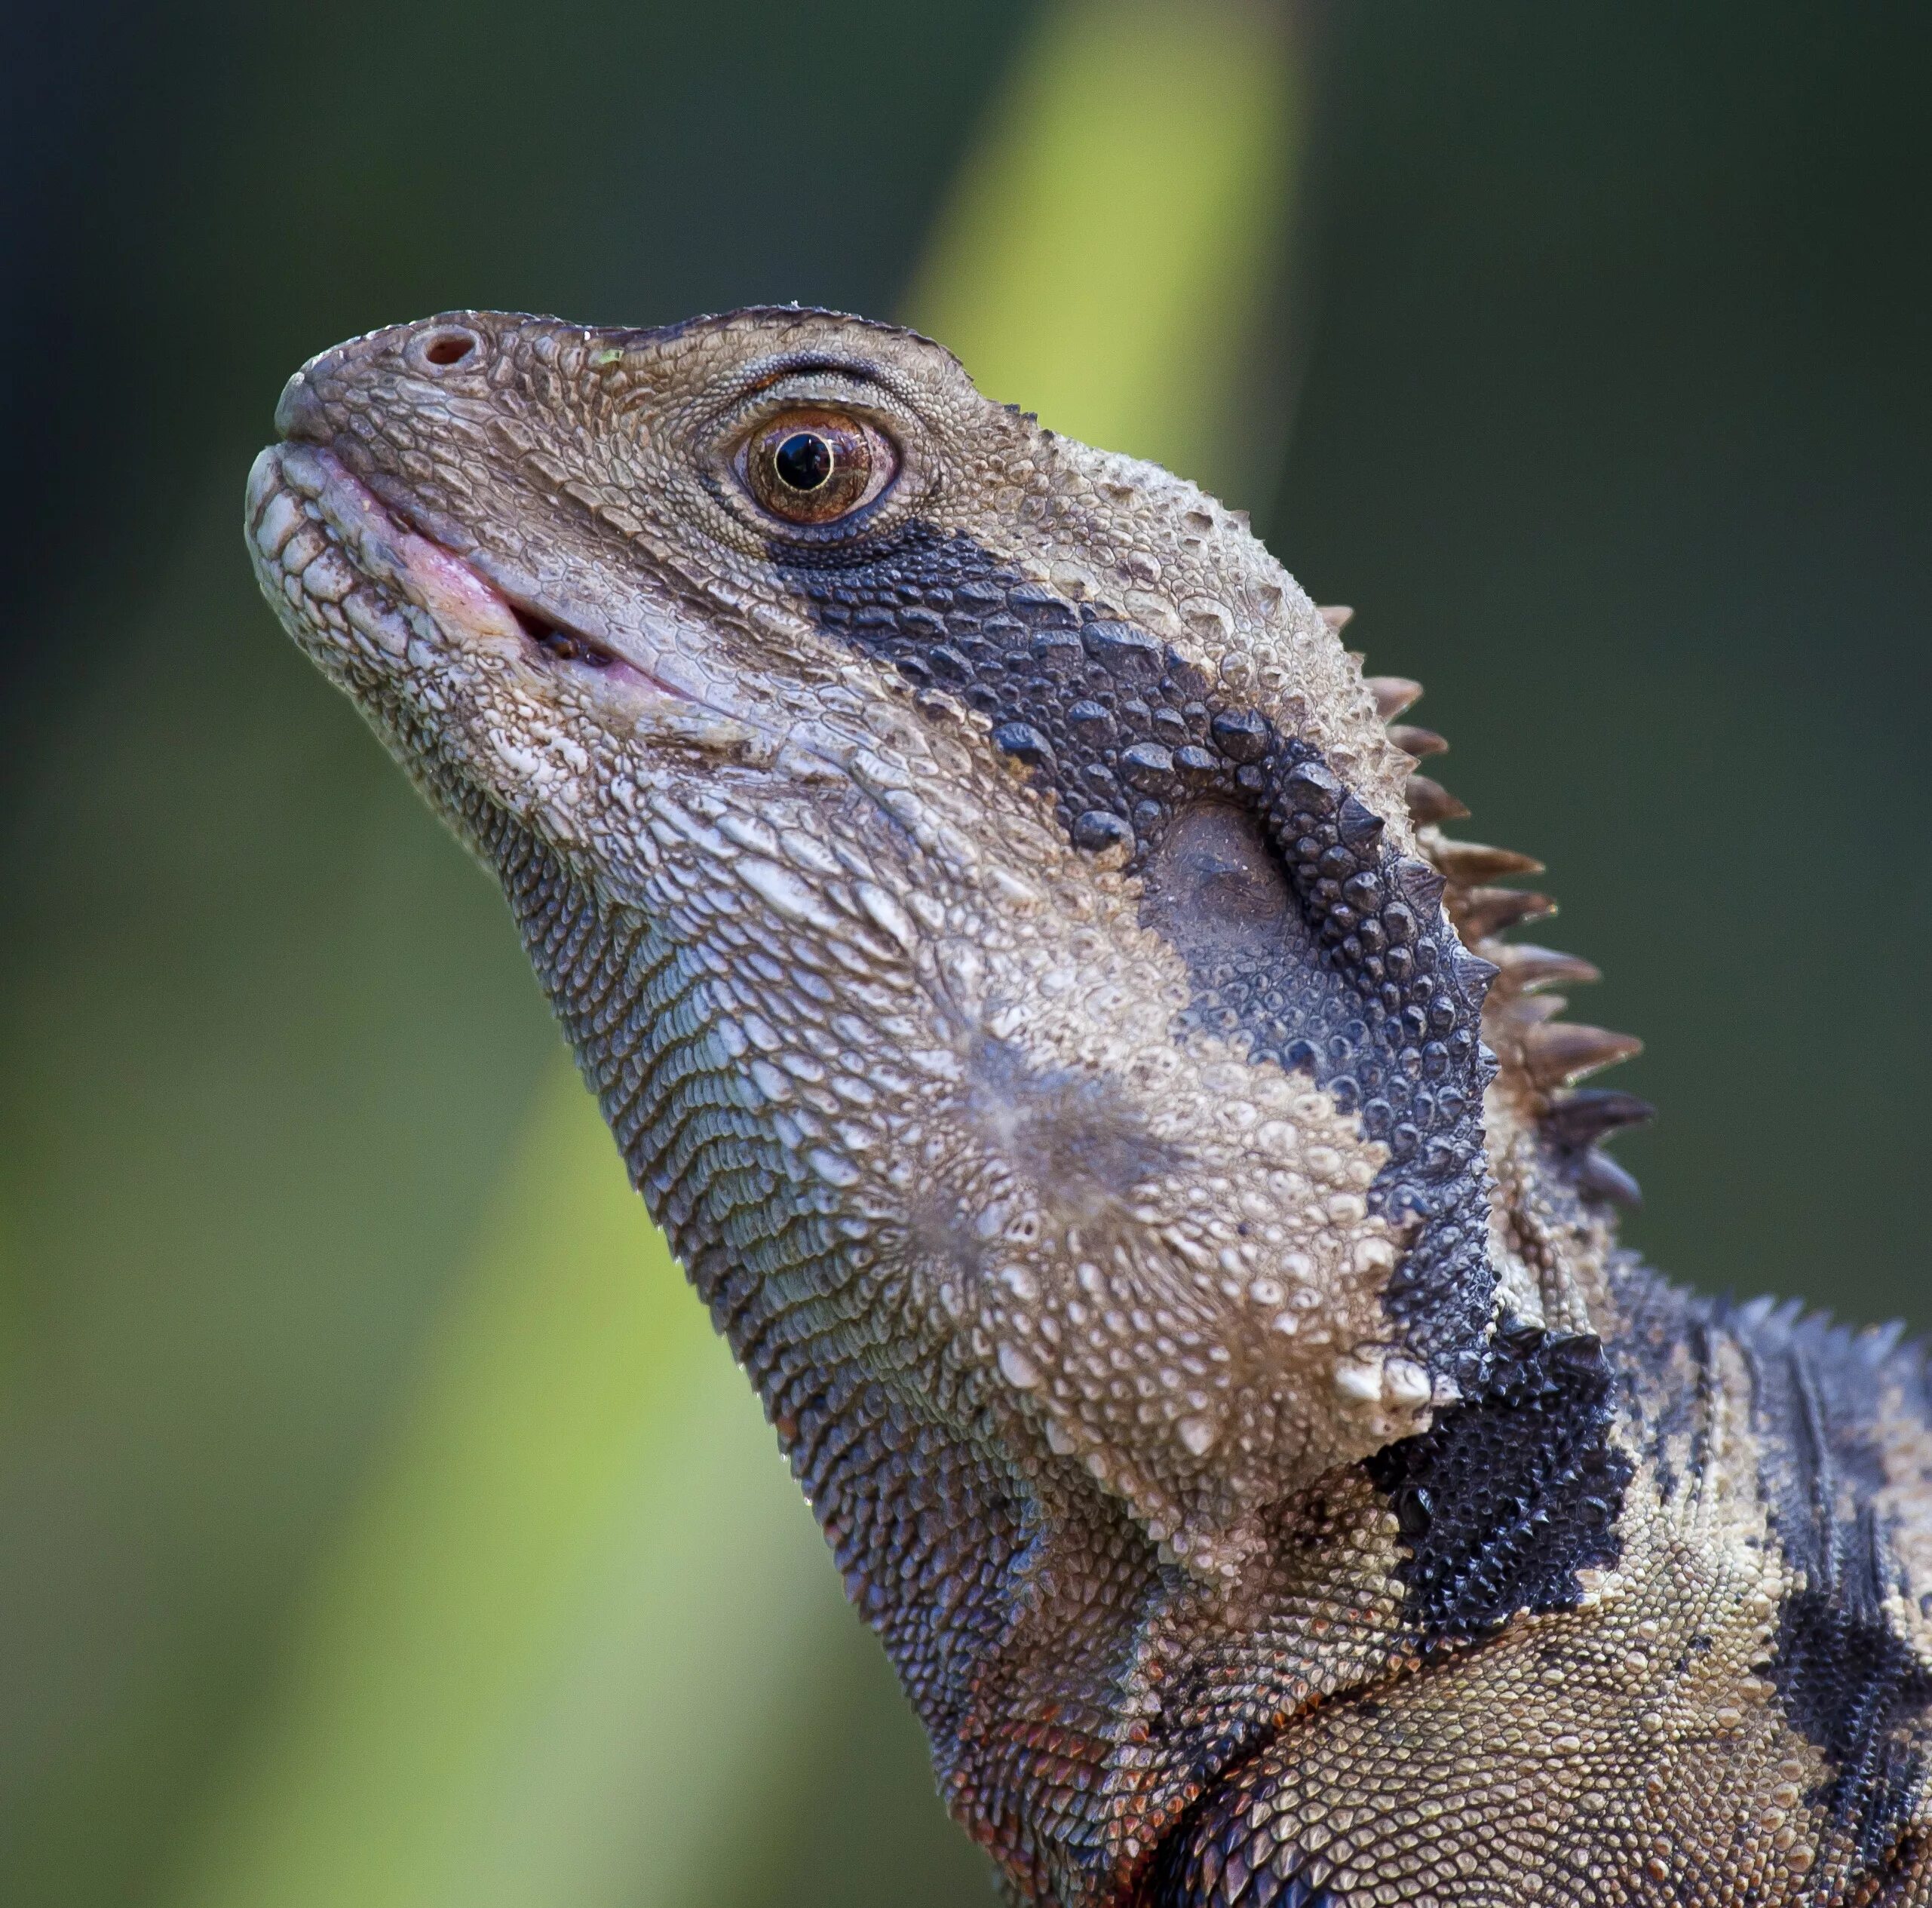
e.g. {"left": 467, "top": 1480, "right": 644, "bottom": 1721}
{"left": 272, "top": 362, "right": 330, "bottom": 442}
{"left": 272, "top": 313, "right": 497, "bottom": 445}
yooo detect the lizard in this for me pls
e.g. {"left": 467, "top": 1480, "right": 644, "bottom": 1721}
{"left": 245, "top": 305, "right": 1932, "bottom": 1906}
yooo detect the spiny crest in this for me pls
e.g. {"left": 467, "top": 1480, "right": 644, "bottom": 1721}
{"left": 1328, "top": 606, "right": 1651, "bottom": 1213}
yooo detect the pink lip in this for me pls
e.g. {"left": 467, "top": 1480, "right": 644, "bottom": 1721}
{"left": 279, "top": 442, "right": 683, "bottom": 698}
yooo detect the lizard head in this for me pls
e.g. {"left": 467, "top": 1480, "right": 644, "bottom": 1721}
{"left": 247, "top": 306, "right": 1505, "bottom": 1576}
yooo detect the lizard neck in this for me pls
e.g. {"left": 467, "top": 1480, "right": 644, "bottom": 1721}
{"left": 488, "top": 817, "right": 1409, "bottom": 1903}
{"left": 495, "top": 811, "right": 1656, "bottom": 1908}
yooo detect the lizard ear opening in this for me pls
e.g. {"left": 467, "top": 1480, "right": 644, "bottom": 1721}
{"left": 1139, "top": 801, "right": 1296, "bottom": 974}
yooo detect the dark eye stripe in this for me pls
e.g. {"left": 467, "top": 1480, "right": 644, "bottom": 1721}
{"left": 776, "top": 518, "right": 1501, "bottom": 1375}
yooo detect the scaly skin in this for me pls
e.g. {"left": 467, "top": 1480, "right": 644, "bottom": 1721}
{"left": 247, "top": 307, "right": 1932, "bottom": 1906}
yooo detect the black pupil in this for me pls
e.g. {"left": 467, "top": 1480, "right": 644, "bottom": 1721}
{"left": 774, "top": 431, "right": 834, "bottom": 491}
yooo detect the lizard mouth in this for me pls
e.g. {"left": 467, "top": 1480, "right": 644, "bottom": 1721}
{"left": 246, "top": 440, "right": 687, "bottom": 701}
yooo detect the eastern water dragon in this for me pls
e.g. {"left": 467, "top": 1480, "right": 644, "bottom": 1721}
{"left": 247, "top": 306, "right": 1932, "bottom": 1906}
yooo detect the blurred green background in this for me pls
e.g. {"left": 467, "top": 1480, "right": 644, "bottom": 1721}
{"left": 2, "top": 3, "right": 1927, "bottom": 1904}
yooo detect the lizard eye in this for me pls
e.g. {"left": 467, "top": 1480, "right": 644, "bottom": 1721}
{"left": 743, "top": 410, "right": 896, "bottom": 526}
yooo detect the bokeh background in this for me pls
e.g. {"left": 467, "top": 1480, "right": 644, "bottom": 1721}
{"left": 3, "top": 3, "right": 1929, "bottom": 1903}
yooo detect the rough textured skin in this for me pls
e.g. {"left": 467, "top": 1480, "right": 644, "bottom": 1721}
{"left": 247, "top": 307, "right": 1932, "bottom": 1906}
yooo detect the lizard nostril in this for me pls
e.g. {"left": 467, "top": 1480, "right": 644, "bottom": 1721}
{"left": 411, "top": 325, "right": 483, "bottom": 372}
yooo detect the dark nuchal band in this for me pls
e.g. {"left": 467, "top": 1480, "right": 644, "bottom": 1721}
{"left": 1615, "top": 1263, "right": 1932, "bottom": 1882}
{"left": 1364, "top": 1321, "right": 1630, "bottom": 1640}
{"left": 1718, "top": 1286, "right": 1932, "bottom": 1874}
{"left": 777, "top": 520, "right": 1498, "bottom": 1364}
